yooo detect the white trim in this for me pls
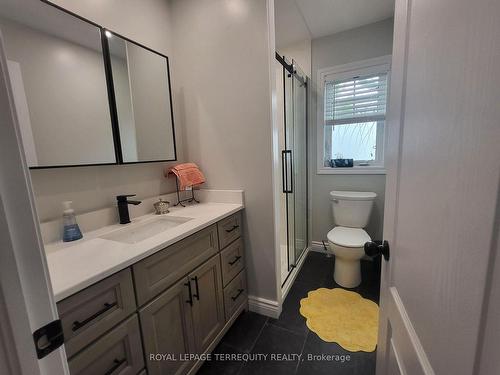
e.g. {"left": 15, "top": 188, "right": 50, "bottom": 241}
{"left": 317, "top": 167, "right": 387, "bottom": 175}
{"left": 311, "top": 241, "right": 328, "bottom": 252}
{"left": 317, "top": 55, "right": 392, "bottom": 175}
{"left": 388, "top": 287, "right": 435, "bottom": 375}
{"left": 0, "top": 31, "right": 69, "bottom": 374}
{"left": 248, "top": 295, "right": 281, "bottom": 319}
{"left": 281, "top": 247, "right": 310, "bottom": 300}
{"left": 377, "top": 1, "right": 410, "bottom": 374}
{"left": 266, "top": 0, "right": 284, "bottom": 311}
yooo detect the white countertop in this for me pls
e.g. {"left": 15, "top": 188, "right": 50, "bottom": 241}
{"left": 45, "top": 202, "right": 243, "bottom": 302}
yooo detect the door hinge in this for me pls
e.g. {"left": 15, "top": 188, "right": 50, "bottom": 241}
{"left": 33, "top": 319, "right": 64, "bottom": 359}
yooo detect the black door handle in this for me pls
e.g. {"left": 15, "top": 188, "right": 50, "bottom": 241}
{"left": 191, "top": 276, "right": 200, "bottom": 300}
{"left": 184, "top": 280, "right": 193, "bottom": 305}
{"left": 281, "top": 150, "right": 293, "bottom": 193}
{"left": 364, "top": 240, "right": 390, "bottom": 261}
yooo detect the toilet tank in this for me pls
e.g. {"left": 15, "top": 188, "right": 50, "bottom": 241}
{"left": 330, "top": 191, "right": 377, "bottom": 228}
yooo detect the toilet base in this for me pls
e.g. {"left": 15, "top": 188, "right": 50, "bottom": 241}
{"left": 334, "top": 258, "right": 361, "bottom": 288}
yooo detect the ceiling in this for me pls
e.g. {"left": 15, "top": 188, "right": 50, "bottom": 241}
{"left": 275, "top": 0, "right": 395, "bottom": 48}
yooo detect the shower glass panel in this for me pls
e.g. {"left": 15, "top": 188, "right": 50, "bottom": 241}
{"left": 292, "top": 61, "right": 308, "bottom": 263}
{"left": 276, "top": 53, "right": 308, "bottom": 287}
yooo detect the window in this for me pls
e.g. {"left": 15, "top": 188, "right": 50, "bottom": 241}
{"left": 317, "top": 56, "right": 390, "bottom": 174}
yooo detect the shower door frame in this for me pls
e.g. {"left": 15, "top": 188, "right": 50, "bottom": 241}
{"left": 276, "top": 52, "right": 309, "bottom": 288}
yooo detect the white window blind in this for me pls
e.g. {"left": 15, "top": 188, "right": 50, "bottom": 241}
{"left": 324, "top": 73, "right": 388, "bottom": 126}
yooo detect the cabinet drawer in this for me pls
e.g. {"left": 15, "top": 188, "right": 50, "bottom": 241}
{"left": 58, "top": 269, "right": 136, "bottom": 358}
{"left": 133, "top": 225, "right": 219, "bottom": 306}
{"left": 68, "top": 315, "right": 144, "bottom": 375}
{"left": 217, "top": 212, "right": 242, "bottom": 249}
{"left": 223, "top": 270, "right": 247, "bottom": 322}
{"left": 220, "top": 238, "right": 245, "bottom": 287}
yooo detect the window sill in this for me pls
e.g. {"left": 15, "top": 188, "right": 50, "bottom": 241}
{"left": 317, "top": 167, "right": 386, "bottom": 175}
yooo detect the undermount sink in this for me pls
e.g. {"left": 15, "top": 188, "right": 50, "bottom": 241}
{"left": 100, "top": 215, "right": 193, "bottom": 244}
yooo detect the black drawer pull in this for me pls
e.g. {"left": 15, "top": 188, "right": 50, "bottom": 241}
{"left": 104, "top": 358, "right": 126, "bottom": 375}
{"left": 191, "top": 276, "right": 200, "bottom": 300}
{"left": 231, "top": 289, "right": 245, "bottom": 301}
{"left": 72, "top": 302, "right": 117, "bottom": 332}
{"left": 185, "top": 280, "right": 193, "bottom": 306}
{"left": 228, "top": 255, "right": 242, "bottom": 266}
{"left": 225, "top": 224, "right": 239, "bottom": 233}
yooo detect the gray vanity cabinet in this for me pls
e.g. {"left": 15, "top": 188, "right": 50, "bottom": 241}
{"left": 139, "top": 278, "right": 195, "bottom": 375}
{"left": 189, "top": 255, "right": 225, "bottom": 354}
{"left": 58, "top": 211, "right": 246, "bottom": 375}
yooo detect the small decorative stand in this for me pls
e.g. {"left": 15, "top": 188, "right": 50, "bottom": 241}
{"left": 174, "top": 177, "right": 200, "bottom": 207}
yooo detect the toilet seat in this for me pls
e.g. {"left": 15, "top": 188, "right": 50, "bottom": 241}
{"left": 327, "top": 227, "right": 371, "bottom": 248}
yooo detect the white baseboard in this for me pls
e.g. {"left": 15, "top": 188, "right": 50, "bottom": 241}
{"left": 311, "top": 240, "right": 329, "bottom": 253}
{"left": 248, "top": 295, "right": 281, "bottom": 319}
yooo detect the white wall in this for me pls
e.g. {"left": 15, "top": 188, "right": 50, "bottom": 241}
{"left": 310, "top": 18, "right": 393, "bottom": 242}
{"left": 30, "top": 0, "right": 184, "bottom": 221}
{"left": 169, "top": 0, "right": 277, "bottom": 302}
{"left": 277, "top": 39, "right": 311, "bottom": 78}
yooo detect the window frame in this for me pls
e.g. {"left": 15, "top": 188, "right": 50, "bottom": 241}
{"left": 317, "top": 55, "right": 391, "bottom": 175}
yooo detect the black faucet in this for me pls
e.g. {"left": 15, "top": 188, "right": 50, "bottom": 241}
{"left": 116, "top": 195, "right": 142, "bottom": 224}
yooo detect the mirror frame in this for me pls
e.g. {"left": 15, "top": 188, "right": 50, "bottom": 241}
{"left": 104, "top": 29, "right": 178, "bottom": 165}
{"left": 27, "top": 0, "right": 178, "bottom": 169}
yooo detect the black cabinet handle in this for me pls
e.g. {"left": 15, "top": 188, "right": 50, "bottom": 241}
{"left": 185, "top": 280, "right": 193, "bottom": 306}
{"left": 191, "top": 276, "right": 200, "bottom": 300}
{"left": 228, "top": 256, "right": 242, "bottom": 266}
{"left": 72, "top": 302, "right": 117, "bottom": 332}
{"left": 231, "top": 289, "right": 244, "bottom": 301}
{"left": 225, "top": 224, "right": 239, "bottom": 233}
{"left": 104, "top": 358, "right": 126, "bottom": 375}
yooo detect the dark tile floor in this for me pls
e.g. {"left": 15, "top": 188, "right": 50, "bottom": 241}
{"left": 197, "top": 251, "right": 381, "bottom": 375}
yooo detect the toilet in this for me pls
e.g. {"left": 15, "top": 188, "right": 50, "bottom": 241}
{"left": 327, "top": 191, "right": 377, "bottom": 288}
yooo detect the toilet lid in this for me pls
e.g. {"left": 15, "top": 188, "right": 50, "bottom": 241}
{"left": 327, "top": 227, "right": 371, "bottom": 248}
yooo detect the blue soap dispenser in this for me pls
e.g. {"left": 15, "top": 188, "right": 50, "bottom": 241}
{"left": 62, "top": 201, "right": 83, "bottom": 242}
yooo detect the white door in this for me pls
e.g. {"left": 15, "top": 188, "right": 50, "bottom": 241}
{"left": 377, "top": 0, "right": 500, "bottom": 374}
{"left": 0, "top": 32, "right": 69, "bottom": 375}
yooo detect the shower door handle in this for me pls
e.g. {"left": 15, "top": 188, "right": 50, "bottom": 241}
{"left": 281, "top": 150, "right": 293, "bottom": 193}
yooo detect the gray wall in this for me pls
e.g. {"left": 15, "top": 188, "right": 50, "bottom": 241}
{"left": 310, "top": 18, "right": 394, "bottom": 242}
{"left": 0, "top": 18, "right": 115, "bottom": 166}
{"left": 29, "top": 0, "right": 183, "bottom": 221}
{"left": 169, "top": 0, "right": 277, "bottom": 302}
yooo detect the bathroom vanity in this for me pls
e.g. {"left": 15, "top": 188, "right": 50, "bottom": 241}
{"left": 46, "top": 203, "right": 246, "bottom": 375}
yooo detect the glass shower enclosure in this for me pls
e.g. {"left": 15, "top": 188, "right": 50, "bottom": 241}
{"left": 276, "top": 53, "right": 308, "bottom": 287}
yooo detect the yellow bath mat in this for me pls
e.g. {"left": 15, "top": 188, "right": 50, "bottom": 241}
{"left": 299, "top": 288, "right": 379, "bottom": 352}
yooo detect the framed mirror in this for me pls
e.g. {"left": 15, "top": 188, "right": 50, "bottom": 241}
{"left": 0, "top": 0, "right": 117, "bottom": 168}
{"left": 106, "top": 31, "right": 177, "bottom": 163}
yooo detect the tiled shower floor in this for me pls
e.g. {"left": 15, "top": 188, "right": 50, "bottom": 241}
{"left": 197, "top": 251, "right": 381, "bottom": 375}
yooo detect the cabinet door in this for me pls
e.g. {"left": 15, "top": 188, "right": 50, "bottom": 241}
{"left": 139, "top": 278, "right": 195, "bottom": 375}
{"left": 189, "top": 255, "right": 225, "bottom": 353}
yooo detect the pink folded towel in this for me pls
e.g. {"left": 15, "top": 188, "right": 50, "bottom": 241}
{"left": 166, "top": 163, "right": 206, "bottom": 190}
